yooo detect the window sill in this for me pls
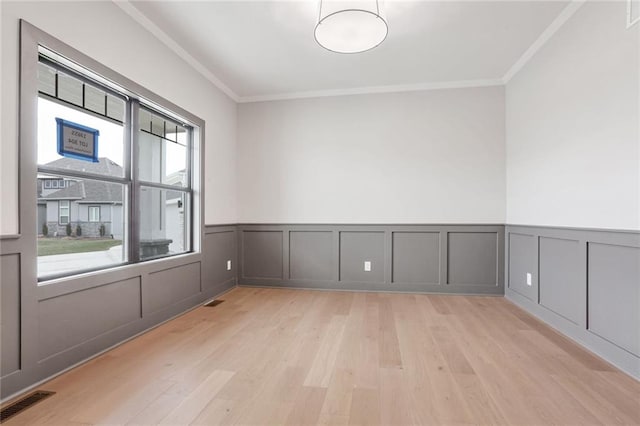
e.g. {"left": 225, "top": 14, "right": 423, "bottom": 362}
{"left": 37, "top": 251, "right": 202, "bottom": 301}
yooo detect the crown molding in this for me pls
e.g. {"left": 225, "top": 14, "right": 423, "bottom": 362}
{"left": 629, "top": 0, "right": 640, "bottom": 28}
{"left": 113, "top": 0, "right": 240, "bottom": 102}
{"left": 502, "top": 0, "right": 586, "bottom": 84}
{"left": 237, "top": 79, "right": 505, "bottom": 103}
{"left": 115, "top": 0, "right": 583, "bottom": 104}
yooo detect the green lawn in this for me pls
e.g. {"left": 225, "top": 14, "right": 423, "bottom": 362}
{"left": 38, "top": 238, "right": 122, "bottom": 256}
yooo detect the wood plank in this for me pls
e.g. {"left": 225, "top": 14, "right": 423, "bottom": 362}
{"left": 378, "top": 296, "right": 403, "bottom": 369}
{"left": 4, "top": 287, "right": 639, "bottom": 426}
{"left": 158, "top": 369, "right": 235, "bottom": 425}
{"left": 303, "top": 314, "right": 348, "bottom": 387}
{"left": 348, "top": 388, "right": 380, "bottom": 426}
{"left": 285, "top": 386, "right": 327, "bottom": 425}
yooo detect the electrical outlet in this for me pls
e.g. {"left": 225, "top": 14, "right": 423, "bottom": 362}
{"left": 364, "top": 261, "right": 372, "bottom": 272}
{"left": 226, "top": 260, "right": 232, "bottom": 271}
{"left": 526, "top": 273, "right": 532, "bottom": 286}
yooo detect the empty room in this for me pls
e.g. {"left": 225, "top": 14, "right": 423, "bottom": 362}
{"left": 0, "top": 0, "right": 639, "bottom": 424}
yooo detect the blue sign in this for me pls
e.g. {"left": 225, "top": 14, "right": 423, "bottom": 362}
{"left": 56, "top": 118, "right": 99, "bottom": 163}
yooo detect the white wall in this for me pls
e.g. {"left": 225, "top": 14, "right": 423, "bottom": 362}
{"left": 506, "top": 1, "right": 640, "bottom": 230}
{"left": 237, "top": 87, "right": 506, "bottom": 223}
{"left": 5, "top": 2, "right": 635, "bottom": 231}
{"left": 0, "top": 0, "right": 237, "bottom": 234}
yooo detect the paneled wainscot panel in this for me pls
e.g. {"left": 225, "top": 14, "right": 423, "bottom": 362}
{"left": 508, "top": 233, "right": 538, "bottom": 301}
{"left": 39, "top": 277, "right": 141, "bottom": 360}
{"left": 146, "top": 263, "right": 201, "bottom": 314}
{"left": 289, "top": 231, "right": 333, "bottom": 281}
{"left": 242, "top": 231, "right": 283, "bottom": 279}
{"left": 203, "top": 231, "right": 236, "bottom": 290}
{"left": 588, "top": 243, "right": 640, "bottom": 357}
{"left": 340, "top": 232, "right": 385, "bottom": 283}
{"left": 1, "top": 254, "right": 21, "bottom": 377}
{"left": 539, "top": 237, "right": 582, "bottom": 325}
{"left": 448, "top": 232, "right": 498, "bottom": 286}
{"left": 392, "top": 232, "right": 440, "bottom": 284}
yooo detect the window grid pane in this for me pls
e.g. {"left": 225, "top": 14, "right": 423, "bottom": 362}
{"left": 37, "top": 62, "right": 56, "bottom": 96}
{"left": 139, "top": 185, "right": 190, "bottom": 260}
{"left": 38, "top": 57, "right": 126, "bottom": 125}
{"left": 38, "top": 173, "right": 127, "bottom": 279}
{"left": 84, "top": 85, "right": 106, "bottom": 115}
{"left": 57, "top": 73, "right": 83, "bottom": 106}
{"left": 138, "top": 107, "right": 190, "bottom": 189}
{"left": 37, "top": 97, "right": 125, "bottom": 179}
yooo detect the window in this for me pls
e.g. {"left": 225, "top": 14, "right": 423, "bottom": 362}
{"left": 36, "top": 48, "right": 197, "bottom": 281}
{"left": 59, "top": 200, "right": 70, "bottom": 225}
{"left": 138, "top": 108, "right": 191, "bottom": 260}
{"left": 44, "top": 180, "right": 51, "bottom": 189}
{"left": 88, "top": 206, "right": 100, "bottom": 222}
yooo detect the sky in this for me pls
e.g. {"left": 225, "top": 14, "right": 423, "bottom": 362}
{"left": 38, "top": 98, "right": 186, "bottom": 176}
{"left": 38, "top": 97, "right": 124, "bottom": 168}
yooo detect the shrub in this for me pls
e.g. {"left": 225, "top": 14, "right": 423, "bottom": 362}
{"left": 99, "top": 224, "right": 106, "bottom": 237}
{"left": 76, "top": 224, "right": 82, "bottom": 237}
{"left": 66, "top": 223, "right": 72, "bottom": 236}
{"left": 42, "top": 223, "right": 48, "bottom": 237}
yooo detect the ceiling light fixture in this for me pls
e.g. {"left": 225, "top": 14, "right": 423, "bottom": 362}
{"left": 314, "top": 0, "right": 388, "bottom": 54}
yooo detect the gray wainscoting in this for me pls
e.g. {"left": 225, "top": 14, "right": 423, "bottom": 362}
{"left": 237, "top": 224, "right": 505, "bottom": 295}
{"left": 1, "top": 251, "right": 21, "bottom": 378}
{"left": 203, "top": 229, "right": 237, "bottom": 294}
{"left": 505, "top": 225, "right": 640, "bottom": 380}
{"left": 38, "top": 277, "right": 142, "bottom": 361}
{"left": 0, "top": 225, "right": 237, "bottom": 400}
{"left": 5, "top": 220, "right": 636, "bottom": 399}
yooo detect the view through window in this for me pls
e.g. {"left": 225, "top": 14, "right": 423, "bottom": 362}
{"left": 37, "top": 55, "right": 193, "bottom": 280}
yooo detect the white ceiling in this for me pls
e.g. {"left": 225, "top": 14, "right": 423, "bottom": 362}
{"left": 125, "top": 1, "right": 570, "bottom": 102}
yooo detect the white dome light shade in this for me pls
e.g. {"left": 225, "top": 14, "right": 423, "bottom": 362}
{"left": 315, "top": 9, "right": 388, "bottom": 54}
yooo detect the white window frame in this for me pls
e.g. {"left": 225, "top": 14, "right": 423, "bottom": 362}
{"left": 88, "top": 206, "right": 100, "bottom": 222}
{"left": 59, "top": 200, "right": 70, "bottom": 225}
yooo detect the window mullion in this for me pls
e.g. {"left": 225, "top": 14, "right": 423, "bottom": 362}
{"left": 36, "top": 166, "right": 129, "bottom": 186}
{"left": 38, "top": 92, "right": 124, "bottom": 126}
{"left": 137, "top": 180, "right": 191, "bottom": 192}
{"left": 129, "top": 99, "right": 140, "bottom": 264}
{"left": 187, "top": 127, "right": 193, "bottom": 254}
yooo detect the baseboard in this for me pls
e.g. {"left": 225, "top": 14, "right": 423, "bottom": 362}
{"left": 239, "top": 283, "right": 503, "bottom": 297}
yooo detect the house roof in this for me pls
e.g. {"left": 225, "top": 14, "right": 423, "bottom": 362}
{"left": 40, "top": 158, "right": 123, "bottom": 203}
{"left": 78, "top": 180, "right": 123, "bottom": 203}
{"left": 41, "top": 180, "right": 122, "bottom": 203}
{"left": 41, "top": 181, "right": 84, "bottom": 200}
{"left": 43, "top": 157, "right": 123, "bottom": 176}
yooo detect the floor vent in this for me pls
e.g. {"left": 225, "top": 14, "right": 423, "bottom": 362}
{"left": 0, "top": 390, "right": 55, "bottom": 422}
{"left": 204, "top": 299, "right": 224, "bottom": 307}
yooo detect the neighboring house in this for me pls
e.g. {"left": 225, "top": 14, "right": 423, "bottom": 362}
{"left": 37, "top": 157, "right": 124, "bottom": 239}
{"left": 165, "top": 170, "right": 186, "bottom": 253}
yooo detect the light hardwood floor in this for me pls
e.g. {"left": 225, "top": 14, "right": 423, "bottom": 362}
{"left": 4, "top": 287, "right": 640, "bottom": 425}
